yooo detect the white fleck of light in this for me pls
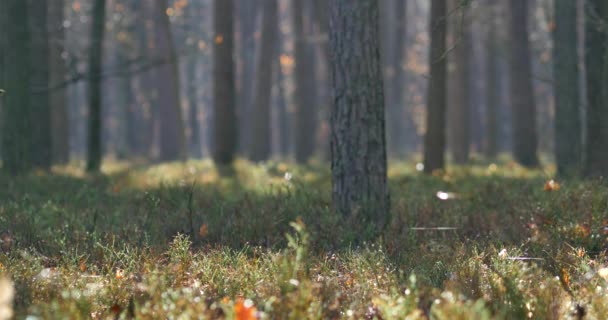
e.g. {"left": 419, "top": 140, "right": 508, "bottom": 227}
{"left": 498, "top": 249, "right": 508, "bottom": 259}
{"left": 346, "top": 310, "right": 354, "bottom": 317}
{"left": 284, "top": 172, "right": 293, "bottom": 181}
{"left": 244, "top": 299, "right": 254, "bottom": 308}
{"left": 289, "top": 279, "right": 299, "bottom": 287}
{"left": 436, "top": 191, "right": 450, "bottom": 200}
{"left": 416, "top": 163, "right": 424, "bottom": 171}
{"left": 404, "top": 288, "right": 411, "bottom": 295}
{"left": 598, "top": 267, "right": 608, "bottom": 280}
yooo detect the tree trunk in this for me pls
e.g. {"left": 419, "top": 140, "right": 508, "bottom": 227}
{"left": 387, "top": 0, "right": 408, "bottom": 158}
{"left": 49, "top": 0, "right": 70, "bottom": 164}
{"left": 250, "top": 0, "right": 278, "bottom": 162}
{"left": 293, "top": 0, "right": 318, "bottom": 163}
{"left": 484, "top": 3, "right": 499, "bottom": 159}
{"left": 584, "top": 0, "right": 608, "bottom": 177}
{"left": 508, "top": 0, "right": 539, "bottom": 167}
{"left": 187, "top": 55, "right": 202, "bottom": 158}
{"left": 553, "top": 0, "right": 582, "bottom": 176}
{"left": 423, "top": 0, "right": 448, "bottom": 173}
{"left": 448, "top": 1, "right": 471, "bottom": 164}
{"left": 86, "top": 0, "right": 106, "bottom": 172}
{"left": 2, "top": 0, "right": 33, "bottom": 175}
{"left": 329, "top": 0, "right": 389, "bottom": 228}
{"left": 156, "top": 0, "right": 186, "bottom": 162}
{"left": 212, "top": 0, "right": 238, "bottom": 165}
{"left": 28, "top": 0, "right": 52, "bottom": 169}
{"left": 236, "top": 0, "right": 258, "bottom": 155}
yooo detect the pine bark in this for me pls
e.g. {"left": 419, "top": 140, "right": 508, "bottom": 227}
{"left": 2, "top": 0, "right": 33, "bottom": 174}
{"left": 212, "top": 0, "right": 238, "bottom": 165}
{"left": 29, "top": 0, "right": 52, "bottom": 169}
{"left": 448, "top": 1, "right": 471, "bottom": 164}
{"left": 156, "top": 0, "right": 186, "bottom": 162}
{"left": 49, "top": 0, "right": 70, "bottom": 164}
{"left": 293, "top": 0, "right": 318, "bottom": 163}
{"left": 553, "top": 0, "right": 582, "bottom": 176}
{"left": 329, "top": 0, "right": 389, "bottom": 227}
{"left": 508, "top": 0, "right": 539, "bottom": 167}
{"left": 250, "top": 0, "right": 278, "bottom": 162}
{"left": 86, "top": 0, "right": 106, "bottom": 172}
{"left": 484, "top": 4, "right": 499, "bottom": 159}
{"left": 584, "top": 0, "right": 608, "bottom": 177}
{"left": 423, "top": 0, "right": 448, "bottom": 173}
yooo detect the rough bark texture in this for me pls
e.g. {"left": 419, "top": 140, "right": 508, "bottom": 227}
{"left": 448, "top": 1, "right": 471, "bottom": 164}
{"left": 553, "top": 0, "right": 582, "bottom": 176}
{"left": 156, "top": 0, "right": 186, "bottom": 162}
{"left": 49, "top": 0, "right": 70, "bottom": 164}
{"left": 329, "top": 0, "right": 389, "bottom": 228}
{"left": 212, "top": 0, "right": 238, "bottom": 165}
{"left": 250, "top": 0, "right": 278, "bottom": 162}
{"left": 508, "top": 0, "right": 539, "bottom": 167}
{"left": 2, "top": 0, "right": 33, "bottom": 174}
{"left": 584, "top": 0, "right": 608, "bottom": 177}
{"left": 423, "top": 0, "right": 448, "bottom": 174}
{"left": 293, "top": 0, "right": 318, "bottom": 163}
{"left": 29, "top": 0, "right": 52, "bottom": 169}
{"left": 484, "top": 5, "right": 499, "bottom": 159}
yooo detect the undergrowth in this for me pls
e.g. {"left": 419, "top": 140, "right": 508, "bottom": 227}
{"left": 0, "top": 158, "right": 607, "bottom": 319}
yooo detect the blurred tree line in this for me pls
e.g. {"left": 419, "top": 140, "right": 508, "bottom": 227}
{"left": 0, "top": 0, "right": 606, "bottom": 184}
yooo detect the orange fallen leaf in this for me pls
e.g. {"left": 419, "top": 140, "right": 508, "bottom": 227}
{"left": 235, "top": 298, "right": 257, "bottom": 320}
{"left": 199, "top": 224, "right": 209, "bottom": 238}
{"left": 79, "top": 258, "right": 87, "bottom": 273}
{"left": 561, "top": 268, "right": 571, "bottom": 289}
{"left": 544, "top": 179, "right": 561, "bottom": 191}
{"left": 115, "top": 269, "right": 124, "bottom": 279}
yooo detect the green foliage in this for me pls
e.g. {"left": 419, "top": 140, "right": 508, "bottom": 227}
{"left": 0, "top": 159, "right": 607, "bottom": 318}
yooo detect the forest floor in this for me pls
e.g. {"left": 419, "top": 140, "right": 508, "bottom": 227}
{"left": 1, "top": 158, "right": 607, "bottom": 319}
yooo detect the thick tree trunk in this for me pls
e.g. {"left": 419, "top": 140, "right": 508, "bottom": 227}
{"left": 584, "top": 0, "right": 608, "bottom": 177}
{"left": 508, "top": 0, "right": 539, "bottom": 167}
{"left": 156, "top": 0, "right": 186, "bottom": 162}
{"left": 448, "top": 1, "right": 471, "bottom": 164}
{"left": 212, "top": 0, "right": 238, "bottom": 165}
{"left": 86, "top": 0, "right": 106, "bottom": 172}
{"left": 329, "top": 0, "right": 389, "bottom": 228}
{"left": 293, "top": 0, "right": 318, "bottom": 163}
{"left": 49, "top": 0, "right": 70, "bottom": 164}
{"left": 28, "top": 0, "right": 52, "bottom": 169}
{"left": 250, "top": 0, "right": 278, "bottom": 162}
{"left": 2, "top": 0, "right": 33, "bottom": 175}
{"left": 423, "top": 0, "right": 448, "bottom": 173}
{"left": 553, "top": 0, "right": 582, "bottom": 176}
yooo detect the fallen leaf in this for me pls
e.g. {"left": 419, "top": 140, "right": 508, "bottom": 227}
{"left": 544, "top": 180, "right": 560, "bottom": 191}
{"left": 234, "top": 298, "right": 257, "bottom": 320}
{"left": 199, "top": 224, "right": 209, "bottom": 238}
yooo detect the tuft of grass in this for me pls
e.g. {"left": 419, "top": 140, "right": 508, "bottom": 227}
{"left": 0, "top": 159, "right": 607, "bottom": 318}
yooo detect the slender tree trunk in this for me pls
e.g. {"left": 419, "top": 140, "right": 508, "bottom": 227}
{"left": 250, "top": 0, "right": 278, "bottom": 162}
{"left": 212, "top": 0, "right": 238, "bottom": 165}
{"left": 49, "top": 0, "right": 70, "bottom": 164}
{"left": 387, "top": 0, "right": 408, "bottom": 157}
{"left": 276, "top": 55, "right": 290, "bottom": 158}
{"left": 156, "top": 0, "right": 186, "bottom": 162}
{"left": 329, "top": 0, "right": 389, "bottom": 228}
{"left": 236, "top": 0, "right": 258, "bottom": 155}
{"left": 448, "top": 1, "right": 471, "bottom": 164}
{"left": 484, "top": 4, "right": 499, "bottom": 159}
{"left": 2, "top": 0, "right": 33, "bottom": 175}
{"left": 584, "top": 0, "right": 608, "bottom": 177}
{"left": 28, "top": 0, "right": 52, "bottom": 169}
{"left": 293, "top": 0, "right": 318, "bottom": 163}
{"left": 86, "top": 0, "right": 106, "bottom": 172}
{"left": 423, "top": 0, "right": 448, "bottom": 173}
{"left": 508, "top": 0, "right": 539, "bottom": 167}
{"left": 187, "top": 56, "right": 202, "bottom": 158}
{"left": 553, "top": 0, "right": 581, "bottom": 176}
